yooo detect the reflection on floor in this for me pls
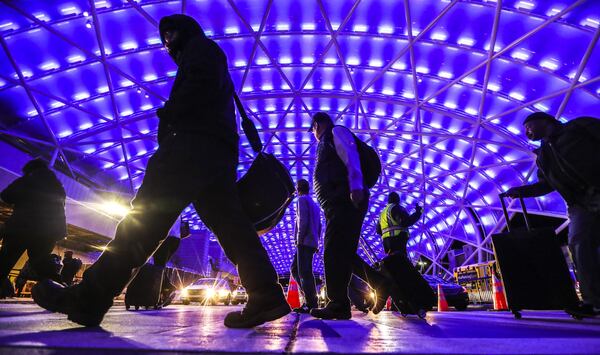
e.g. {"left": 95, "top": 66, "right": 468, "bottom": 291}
{"left": 1, "top": 302, "right": 600, "bottom": 354}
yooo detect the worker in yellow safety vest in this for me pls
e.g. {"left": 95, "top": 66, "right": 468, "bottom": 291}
{"left": 376, "top": 192, "right": 422, "bottom": 255}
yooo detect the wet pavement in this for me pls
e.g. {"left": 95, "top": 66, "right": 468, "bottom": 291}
{"left": 1, "top": 302, "right": 600, "bottom": 354}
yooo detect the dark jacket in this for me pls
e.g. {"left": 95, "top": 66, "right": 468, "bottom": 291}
{"left": 157, "top": 15, "right": 238, "bottom": 147}
{"left": 0, "top": 167, "right": 67, "bottom": 241}
{"left": 517, "top": 117, "right": 600, "bottom": 206}
{"left": 313, "top": 127, "right": 351, "bottom": 206}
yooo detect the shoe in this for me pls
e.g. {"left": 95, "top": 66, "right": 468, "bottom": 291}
{"left": 565, "top": 304, "right": 598, "bottom": 319}
{"left": 293, "top": 304, "right": 311, "bottom": 313}
{"left": 32, "top": 280, "right": 111, "bottom": 327}
{"left": 224, "top": 295, "right": 291, "bottom": 328}
{"left": 310, "top": 302, "right": 351, "bottom": 320}
{"left": 371, "top": 289, "right": 389, "bottom": 315}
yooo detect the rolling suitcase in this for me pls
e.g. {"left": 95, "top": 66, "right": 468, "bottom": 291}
{"left": 492, "top": 194, "right": 579, "bottom": 319}
{"left": 381, "top": 252, "right": 436, "bottom": 318}
{"left": 125, "top": 263, "right": 164, "bottom": 310}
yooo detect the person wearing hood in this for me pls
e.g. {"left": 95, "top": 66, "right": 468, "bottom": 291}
{"left": 32, "top": 14, "right": 290, "bottom": 328}
{"left": 0, "top": 158, "right": 66, "bottom": 285}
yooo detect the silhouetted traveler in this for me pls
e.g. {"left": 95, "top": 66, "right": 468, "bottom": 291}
{"left": 376, "top": 192, "right": 422, "bottom": 255}
{"left": 0, "top": 158, "right": 66, "bottom": 285}
{"left": 32, "top": 14, "right": 289, "bottom": 328}
{"left": 290, "top": 179, "right": 321, "bottom": 313}
{"left": 505, "top": 112, "right": 600, "bottom": 318}
{"left": 60, "top": 251, "right": 82, "bottom": 286}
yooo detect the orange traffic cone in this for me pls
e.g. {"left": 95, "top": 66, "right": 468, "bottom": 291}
{"left": 286, "top": 276, "right": 301, "bottom": 309}
{"left": 437, "top": 284, "right": 449, "bottom": 312}
{"left": 492, "top": 273, "right": 508, "bottom": 311}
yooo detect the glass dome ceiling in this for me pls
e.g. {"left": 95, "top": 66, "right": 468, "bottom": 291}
{"left": 0, "top": 0, "right": 598, "bottom": 276}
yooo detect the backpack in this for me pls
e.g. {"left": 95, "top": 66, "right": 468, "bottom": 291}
{"left": 335, "top": 126, "right": 381, "bottom": 188}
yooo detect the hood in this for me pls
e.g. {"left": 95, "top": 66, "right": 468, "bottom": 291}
{"left": 159, "top": 14, "right": 207, "bottom": 61}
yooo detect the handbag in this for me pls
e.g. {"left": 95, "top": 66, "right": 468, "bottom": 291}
{"left": 234, "top": 94, "right": 295, "bottom": 235}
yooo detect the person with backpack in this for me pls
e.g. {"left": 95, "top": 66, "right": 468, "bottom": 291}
{"left": 308, "top": 112, "right": 383, "bottom": 320}
{"left": 504, "top": 112, "right": 600, "bottom": 318}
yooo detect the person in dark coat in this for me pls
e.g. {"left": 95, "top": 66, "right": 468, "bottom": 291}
{"left": 505, "top": 112, "right": 600, "bottom": 318}
{"left": 0, "top": 158, "right": 66, "bottom": 284}
{"left": 32, "top": 14, "right": 289, "bottom": 328}
{"left": 307, "top": 112, "right": 399, "bottom": 319}
{"left": 60, "top": 251, "right": 82, "bottom": 286}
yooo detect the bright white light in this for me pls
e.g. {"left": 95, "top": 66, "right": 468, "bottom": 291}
{"left": 146, "top": 37, "right": 161, "bottom": 45}
{"left": 279, "top": 57, "right": 292, "bottom": 64}
{"left": 73, "top": 92, "right": 90, "bottom": 100}
{"left": 33, "top": 13, "right": 50, "bottom": 22}
{"left": 242, "top": 86, "right": 252, "bottom": 92}
{"left": 301, "top": 23, "right": 316, "bottom": 31}
{"left": 27, "top": 110, "right": 38, "bottom": 117}
{"left": 60, "top": 6, "right": 80, "bottom": 16}
{"left": 382, "top": 88, "right": 395, "bottom": 96}
{"left": 120, "top": 109, "right": 133, "bottom": 116}
{"left": 431, "top": 31, "right": 448, "bottom": 41}
{"left": 515, "top": 1, "right": 535, "bottom": 11}
{"left": 301, "top": 57, "right": 314, "bottom": 64}
{"left": 57, "top": 130, "right": 72, "bottom": 138}
{"left": 511, "top": 50, "right": 531, "bottom": 61}
{"left": 438, "top": 71, "right": 453, "bottom": 79}
{"left": 261, "top": 84, "right": 273, "bottom": 91}
{"left": 378, "top": 25, "right": 394, "bottom": 34}
{"left": 276, "top": 23, "right": 290, "bottom": 31}
{"left": 120, "top": 41, "right": 137, "bottom": 51}
{"left": 540, "top": 58, "right": 559, "bottom": 71}
{"left": 67, "top": 55, "right": 85, "bottom": 64}
{"left": 84, "top": 148, "right": 95, "bottom": 154}
{"left": 392, "top": 61, "right": 406, "bottom": 70}
{"left": 341, "top": 84, "right": 353, "bottom": 91}
{"left": 487, "top": 83, "right": 501, "bottom": 92}
{"left": 79, "top": 123, "right": 93, "bottom": 130}
{"left": 533, "top": 103, "right": 549, "bottom": 111}
{"left": 402, "top": 91, "right": 415, "bottom": 99}
{"left": 444, "top": 101, "right": 457, "bottom": 109}
{"left": 255, "top": 57, "right": 269, "bottom": 65}
{"left": 94, "top": 0, "right": 111, "bottom": 9}
{"left": 224, "top": 27, "right": 239, "bottom": 34}
{"left": 369, "top": 59, "right": 383, "bottom": 67}
{"left": 324, "top": 57, "right": 337, "bottom": 64}
{"left": 353, "top": 24, "right": 368, "bottom": 32}
{"left": 346, "top": 57, "right": 360, "bottom": 66}
{"left": 265, "top": 105, "right": 275, "bottom": 112}
{"left": 140, "top": 104, "right": 153, "bottom": 111}
{"left": 546, "top": 8, "right": 562, "bottom": 16}
{"left": 465, "top": 107, "right": 478, "bottom": 115}
{"left": 40, "top": 62, "right": 59, "bottom": 71}
{"left": 507, "top": 125, "right": 521, "bottom": 134}
{"left": 50, "top": 101, "right": 65, "bottom": 109}
{"left": 415, "top": 66, "right": 429, "bottom": 74}
{"left": 508, "top": 91, "right": 525, "bottom": 101}
{"left": 120, "top": 79, "right": 133, "bottom": 87}
{"left": 322, "top": 83, "right": 333, "bottom": 90}
{"left": 100, "top": 201, "right": 130, "bottom": 218}
{"left": 143, "top": 74, "right": 157, "bottom": 81}
{"left": 461, "top": 76, "right": 477, "bottom": 85}
{"left": 457, "top": 37, "right": 474, "bottom": 46}
{"left": 97, "top": 85, "right": 109, "bottom": 94}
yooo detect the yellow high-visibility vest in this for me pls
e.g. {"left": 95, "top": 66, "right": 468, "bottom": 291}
{"left": 379, "top": 203, "right": 407, "bottom": 239}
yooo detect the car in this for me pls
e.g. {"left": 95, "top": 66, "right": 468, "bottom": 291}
{"left": 179, "top": 278, "right": 232, "bottom": 305}
{"left": 422, "top": 274, "right": 469, "bottom": 311}
{"left": 231, "top": 286, "right": 247, "bottom": 305}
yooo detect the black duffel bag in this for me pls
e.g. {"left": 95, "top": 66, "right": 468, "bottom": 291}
{"left": 234, "top": 94, "right": 295, "bottom": 235}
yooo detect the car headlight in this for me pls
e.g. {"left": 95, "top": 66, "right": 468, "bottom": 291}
{"left": 218, "top": 289, "right": 229, "bottom": 298}
{"left": 180, "top": 288, "right": 189, "bottom": 297}
{"left": 206, "top": 288, "right": 216, "bottom": 298}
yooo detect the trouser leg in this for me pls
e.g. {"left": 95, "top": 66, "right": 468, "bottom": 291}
{"left": 352, "top": 255, "right": 387, "bottom": 290}
{"left": 297, "top": 245, "right": 318, "bottom": 308}
{"left": 193, "top": 174, "right": 282, "bottom": 302}
{"left": 322, "top": 199, "right": 368, "bottom": 307}
{"left": 0, "top": 237, "right": 26, "bottom": 282}
{"left": 290, "top": 252, "right": 300, "bottom": 285}
{"left": 568, "top": 205, "right": 600, "bottom": 308}
{"left": 27, "top": 238, "right": 61, "bottom": 283}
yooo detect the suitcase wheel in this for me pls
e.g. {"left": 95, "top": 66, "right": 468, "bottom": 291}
{"left": 512, "top": 310, "right": 522, "bottom": 319}
{"left": 125, "top": 304, "right": 130, "bottom": 310}
{"left": 135, "top": 305, "right": 139, "bottom": 310}
{"left": 417, "top": 309, "right": 427, "bottom": 319}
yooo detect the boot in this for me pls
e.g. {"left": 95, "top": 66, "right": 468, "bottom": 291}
{"left": 224, "top": 291, "right": 290, "bottom": 328}
{"left": 310, "top": 301, "right": 351, "bottom": 320}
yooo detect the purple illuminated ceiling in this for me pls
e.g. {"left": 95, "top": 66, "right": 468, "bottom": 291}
{"left": 0, "top": 0, "right": 598, "bottom": 276}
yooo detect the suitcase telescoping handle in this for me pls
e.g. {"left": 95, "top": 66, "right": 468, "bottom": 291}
{"left": 498, "top": 193, "right": 532, "bottom": 233}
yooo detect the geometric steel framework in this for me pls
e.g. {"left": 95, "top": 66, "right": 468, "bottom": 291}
{"left": 0, "top": 0, "right": 599, "bottom": 276}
